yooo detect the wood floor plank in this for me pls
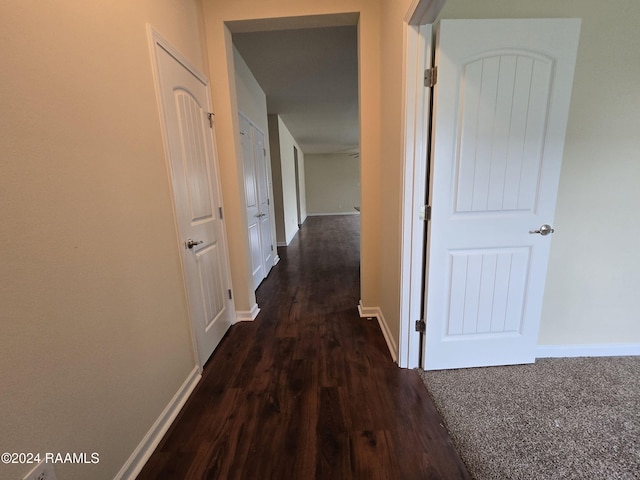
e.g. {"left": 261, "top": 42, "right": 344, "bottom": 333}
{"left": 351, "top": 430, "right": 399, "bottom": 480}
{"left": 136, "top": 215, "right": 470, "bottom": 479}
{"left": 316, "top": 386, "right": 351, "bottom": 478}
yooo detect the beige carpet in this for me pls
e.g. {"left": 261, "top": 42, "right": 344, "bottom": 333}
{"left": 419, "top": 357, "right": 640, "bottom": 480}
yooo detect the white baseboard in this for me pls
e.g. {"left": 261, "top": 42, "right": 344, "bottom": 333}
{"left": 536, "top": 343, "right": 640, "bottom": 358}
{"left": 358, "top": 301, "right": 398, "bottom": 363}
{"left": 236, "top": 303, "right": 260, "bottom": 322}
{"left": 273, "top": 255, "right": 280, "bottom": 266}
{"left": 277, "top": 242, "right": 288, "bottom": 247}
{"left": 114, "top": 366, "right": 201, "bottom": 480}
{"left": 307, "top": 212, "right": 360, "bottom": 216}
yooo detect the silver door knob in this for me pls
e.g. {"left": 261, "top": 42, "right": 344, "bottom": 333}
{"left": 529, "top": 224, "right": 555, "bottom": 236}
{"left": 185, "top": 238, "right": 203, "bottom": 249}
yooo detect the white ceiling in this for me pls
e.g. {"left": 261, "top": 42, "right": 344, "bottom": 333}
{"left": 233, "top": 25, "right": 359, "bottom": 155}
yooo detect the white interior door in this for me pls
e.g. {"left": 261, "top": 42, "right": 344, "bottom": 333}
{"left": 152, "top": 31, "right": 235, "bottom": 367}
{"left": 252, "top": 125, "right": 274, "bottom": 274}
{"left": 239, "top": 114, "right": 264, "bottom": 290}
{"left": 423, "top": 19, "right": 581, "bottom": 370}
{"left": 294, "top": 146, "right": 302, "bottom": 226}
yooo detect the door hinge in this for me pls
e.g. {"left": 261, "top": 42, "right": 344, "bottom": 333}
{"left": 424, "top": 67, "right": 438, "bottom": 88}
{"left": 228, "top": 289, "right": 233, "bottom": 300}
{"left": 271, "top": 244, "right": 274, "bottom": 251}
{"left": 415, "top": 319, "right": 426, "bottom": 333}
{"left": 207, "top": 112, "right": 214, "bottom": 128}
{"left": 263, "top": 148, "right": 267, "bottom": 157}
{"left": 267, "top": 198, "right": 270, "bottom": 206}
{"left": 219, "top": 206, "right": 223, "bottom": 220}
{"left": 419, "top": 205, "right": 432, "bottom": 221}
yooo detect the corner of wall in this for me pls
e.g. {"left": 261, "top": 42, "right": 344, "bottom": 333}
{"left": 358, "top": 301, "right": 399, "bottom": 363}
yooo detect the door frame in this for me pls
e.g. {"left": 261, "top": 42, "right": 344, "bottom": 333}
{"left": 399, "top": 0, "right": 445, "bottom": 368}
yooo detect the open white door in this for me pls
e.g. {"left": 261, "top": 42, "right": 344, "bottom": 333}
{"left": 151, "top": 30, "right": 235, "bottom": 367}
{"left": 423, "top": 19, "right": 581, "bottom": 370}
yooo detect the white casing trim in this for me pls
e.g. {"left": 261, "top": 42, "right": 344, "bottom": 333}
{"left": 398, "top": 22, "right": 432, "bottom": 369}
{"left": 236, "top": 303, "right": 260, "bottom": 322}
{"left": 537, "top": 343, "right": 640, "bottom": 358}
{"left": 114, "top": 366, "right": 201, "bottom": 480}
{"left": 358, "top": 301, "right": 398, "bottom": 363}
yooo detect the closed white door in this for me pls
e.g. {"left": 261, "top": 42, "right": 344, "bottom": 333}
{"left": 240, "top": 113, "right": 273, "bottom": 290}
{"left": 424, "top": 19, "right": 581, "bottom": 370}
{"left": 252, "top": 125, "right": 274, "bottom": 273}
{"left": 239, "top": 114, "right": 264, "bottom": 289}
{"left": 152, "top": 33, "right": 235, "bottom": 367}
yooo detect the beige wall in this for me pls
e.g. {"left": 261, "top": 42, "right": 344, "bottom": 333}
{"left": 202, "top": 0, "right": 383, "bottom": 309}
{"left": 378, "top": 0, "right": 415, "bottom": 352}
{"left": 0, "top": 1, "right": 209, "bottom": 478}
{"left": 305, "top": 154, "right": 361, "bottom": 215}
{"left": 439, "top": 0, "right": 640, "bottom": 346}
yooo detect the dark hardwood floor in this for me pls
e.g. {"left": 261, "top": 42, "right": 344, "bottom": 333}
{"left": 137, "top": 215, "right": 469, "bottom": 479}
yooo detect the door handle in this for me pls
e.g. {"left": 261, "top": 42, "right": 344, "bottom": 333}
{"left": 185, "top": 238, "right": 203, "bottom": 249}
{"left": 529, "top": 224, "right": 555, "bottom": 236}
{"left": 255, "top": 213, "right": 266, "bottom": 218}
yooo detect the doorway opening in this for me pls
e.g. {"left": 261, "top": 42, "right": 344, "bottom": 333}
{"left": 229, "top": 16, "right": 362, "bottom": 290}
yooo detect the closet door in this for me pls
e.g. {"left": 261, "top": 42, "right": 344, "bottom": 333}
{"left": 240, "top": 113, "right": 273, "bottom": 289}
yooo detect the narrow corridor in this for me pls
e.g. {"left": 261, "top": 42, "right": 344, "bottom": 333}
{"left": 137, "top": 215, "right": 468, "bottom": 479}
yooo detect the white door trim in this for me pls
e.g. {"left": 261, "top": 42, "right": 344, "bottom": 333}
{"left": 147, "top": 26, "right": 202, "bottom": 369}
{"left": 398, "top": 23, "right": 432, "bottom": 368}
{"left": 398, "top": 0, "right": 445, "bottom": 368}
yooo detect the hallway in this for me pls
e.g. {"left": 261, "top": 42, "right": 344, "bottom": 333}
{"left": 137, "top": 215, "right": 469, "bottom": 479}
